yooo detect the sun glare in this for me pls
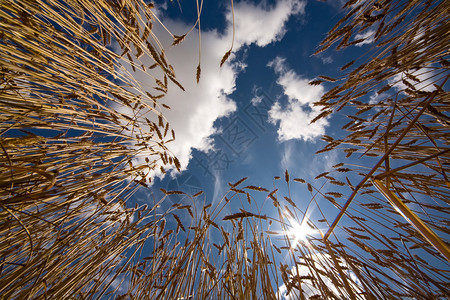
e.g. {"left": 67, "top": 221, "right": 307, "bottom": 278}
{"left": 286, "top": 216, "right": 315, "bottom": 248}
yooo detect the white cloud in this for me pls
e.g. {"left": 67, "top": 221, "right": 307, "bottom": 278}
{"left": 310, "top": 149, "right": 338, "bottom": 178}
{"left": 369, "top": 91, "right": 384, "bottom": 105}
{"left": 389, "top": 69, "right": 437, "bottom": 93}
{"left": 353, "top": 29, "right": 375, "bottom": 46}
{"left": 114, "top": 1, "right": 307, "bottom": 180}
{"left": 320, "top": 55, "right": 333, "bottom": 64}
{"left": 230, "top": 0, "right": 306, "bottom": 48}
{"left": 152, "top": 24, "right": 238, "bottom": 171}
{"left": 277, "top": 252, "right": 363, "bottom": 299}
{"left": 211, "top": 169, "right": 225, "bottom": 205}
{"left": 267, "top": 57, "right": 328, "bottom": 142}
{"left": 251, "top": 94, "right": 263, "bottom": 106}
{"left": 281, "top": 141, "right": 295, "bottom": 171}
{"left": 250, "top": 86, "right": 264, "bottom": 105}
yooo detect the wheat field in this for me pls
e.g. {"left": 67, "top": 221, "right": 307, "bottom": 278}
{"left": 0, "top": 0, "right": 448, "bottom": 299}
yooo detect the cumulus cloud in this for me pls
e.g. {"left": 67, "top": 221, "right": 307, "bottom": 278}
{"left": 115, "top": 1, "right": 307, "bottom": 179}
{"left": 267, "top": 57, "right": 327, "bottom": 142}
{"left": 230, "top": 0, "right": 306, "bottom": 47}
{"left": 148, "top": 23, "right": 238, "bottom": 172}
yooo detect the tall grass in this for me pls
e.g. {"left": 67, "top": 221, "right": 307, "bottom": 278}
{"left": 0, "top": 0, "right": 448, "bottom": 299}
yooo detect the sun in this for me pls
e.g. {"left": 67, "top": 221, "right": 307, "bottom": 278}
{"left": 285, "top": 215, "right": 315, "bottom": 248}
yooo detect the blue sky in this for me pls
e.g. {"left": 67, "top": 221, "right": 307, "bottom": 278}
{"left": 128, "top": 0, "right": 366, "bottom": 248}
{"left": 129, "top": 0, "right": 350, "bottom": 198}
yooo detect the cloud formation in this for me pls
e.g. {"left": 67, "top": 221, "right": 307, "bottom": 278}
{"left": 277, "top": 253, "right": 362, "bottom": 299}
{"left": 390, "top": 69, "right": 438, "bottom": 93}
{"left": 230, "top": 0, "right": 306, "bottom": 47}
{"left": 118, "top": 1, "right": 307, "bottom": 179}
{"left": 267, "top": 57, "right": 327, "bottom": 142}
{"left": 353, "top": 29, "right": 375, "bottom": 46}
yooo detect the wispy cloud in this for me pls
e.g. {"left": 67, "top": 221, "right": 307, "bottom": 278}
{"left": 310, "top": 149, "right": 338, "bottom": 178}
{"left": 319, "top": 55, "right": 333, "bottom": 64}
{"left": 267, "top": 57, "right": 328, "bottom": 142}
{"left": 281, "top": 141, "right": 294, "bottom": 170}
